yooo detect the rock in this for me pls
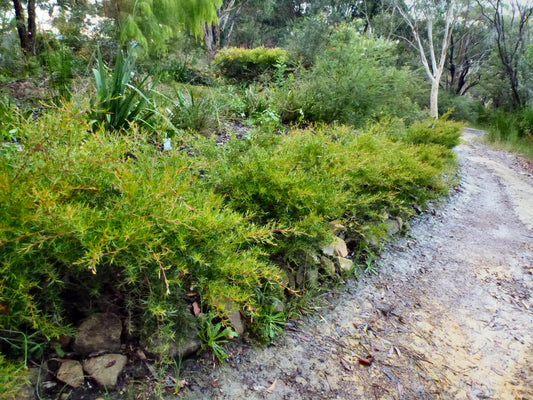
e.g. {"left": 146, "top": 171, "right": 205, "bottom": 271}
{"left": 15, "top": 368, "right": 39, "bottom": 400}
{"left": 73, "top": 313, "right": 122, "bottom": 355}
{"left": 272, "top": 299, "right": 285, "bottom": 314}
{"left": 335, "top": 256, "right": 353, "bottom": 273}
{"left": 329, "top": 221, "right": 346, "bottom": 237}
{"left": 365, "top": 235, "right": 381, "bottom": 249}
{"left": 57, "top": 360, "right": 84, "bottom": 388}
{"left": 306, "top": 267, "right": 319, "bottom": 286}
{"left": 142, "top": 324, "right": 202, "bottom": 360}
{"left": 322, "top": 237, "right": 349, "bottom": 258}
{"left": 15, "top": 385, "right": 35, "bottom": 400}
{"left": 227, "top": 310, "right": 245, "bottom": 336}
{"left": 320, "top": 256, "right": 336, "bottom": 277}
{"left": 83, "top": 354, "right": 127, "bottom": 387}
{"left": 173, "top": 326, "right": 202, "bottom": 359}
{"left": 386, "top": 217, "right": 403, "bottom": 236}
{"left": 295, "top": 267, "right": 306, "bottom": 287}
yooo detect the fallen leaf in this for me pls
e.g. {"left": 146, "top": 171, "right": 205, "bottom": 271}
{"left": 340, "top": 359, "right": 352, "bottom": 371}
{"left": 358, "top": 355, "right": 375, "bottom": 366}
{"left": 192, "top": 302, "right": 201, "bottom": 316}
{"left": 266, "top": 378, "right": 278, "bottom": 393}
{"left": 296, "top": 334, "right": 311, "bottom": 342}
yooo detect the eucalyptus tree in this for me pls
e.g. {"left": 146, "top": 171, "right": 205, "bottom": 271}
{"left": 444, "top": 0, "right": 492, "bottom": 95}
{"left": 103, "top": 0, "right": 222, "bottom": 56}
{"left": 476, "top": 0, "right": 533, "bottom": 108}
{"left": 11, "top": 0, "right": 36, "bottom": 55}
{"left": 394, "top": 0, "right": 456, "bottom": 118}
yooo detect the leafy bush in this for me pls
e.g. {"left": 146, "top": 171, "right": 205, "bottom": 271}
{"left": 213, "top": 47, "right": 296, "bottom": 83}
{"left": 273, "top": 26, "right": 423, "bottom": 126}
{"left": 0, "top": 102, "right": 460, "bottom": 382}
{"left": 404, "top": 118, "right": 463, "bottom": 149}
{"left": 199, "top": 122, "right": 459, "bottom": 258}
{"left": 0, "top": 105, "right": 284, "bottom": 359}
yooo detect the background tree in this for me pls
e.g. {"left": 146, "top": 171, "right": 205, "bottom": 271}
{"left": 103, "top": 0, "right": 222, "bottom": 56}
{"left": 12, "top": 0, "right": 36, "bottom": 55}
{"left": 477, "top": 0, "right": 533, "bottom": 108}
{"left": 395, "top": 0, "right": 456, "bottom": 118}
{"left": 444, "top": 0, "right": 491, "bottom": 95}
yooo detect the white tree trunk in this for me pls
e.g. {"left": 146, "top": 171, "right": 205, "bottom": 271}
{"left": 395, "top": 1, "right": 454, "bottom": 119}
{"left": 430, "top": 78, "right": 440, "bottom": 118}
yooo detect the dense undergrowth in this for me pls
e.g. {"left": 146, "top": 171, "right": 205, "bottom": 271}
{"left": 0, "top": 27, "right": 464, "bottom": 397}
{"left": 481, "top": 108, "right": 533, "bottom": 160}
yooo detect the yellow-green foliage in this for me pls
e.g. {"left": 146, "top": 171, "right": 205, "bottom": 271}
{"left": 0, "top": 106, "right": 283, "bottom": 349}
{"left": 0, "top": 355, "right": 30, "bottom": 400}
{"left": 0, "top": 103, "right": 461, "bottom": 379}
{"left": 213, "top": 47, "right": 295, "bottom": 82}
{"left": 405, "top": 118, "right": 463, "bottom": 149}
{"left": 198, "top": 122, "right": 459, "bottom": 256}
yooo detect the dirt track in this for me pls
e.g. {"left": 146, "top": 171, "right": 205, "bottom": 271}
{"left": 178, "top": 129, "right": 533, "bottom": 400}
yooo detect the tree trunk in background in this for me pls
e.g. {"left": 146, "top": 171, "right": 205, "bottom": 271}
{"left": 395, "top": 1, "right": 455, "bottom": 119}
{"left": 12, "top": 0, "right": 36, "bottom": 55}
{"left": 477, "top": 0, "right": 533, "bottom": 108}
{"left": 430, "top": 76, "right": 440, "bottom": 118}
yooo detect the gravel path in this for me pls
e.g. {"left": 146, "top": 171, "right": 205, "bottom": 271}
{"left": 178, "top": 129, "right": 533, "bottom": 400}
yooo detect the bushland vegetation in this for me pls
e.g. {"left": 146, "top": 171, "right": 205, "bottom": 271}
{"left": 0, "top": 0, "right": 530, "bottom": 397}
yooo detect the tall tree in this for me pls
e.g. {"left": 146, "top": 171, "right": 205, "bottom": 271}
{"left": 103, "top": 0, "right": 222, "bottom": 55}
{"left": 12, "top": 0, "right": 36, "bottom": 55}
{"left": 445, "top": 0, "right": 491, "bottom": 95}
{"left": 203, "top": 0, "right": 248, "bottom": 60}
{"left": 477, "top": 0, "right": 533, "bottom": 107}
{"left": 395, "top": 0, "right": 455, "bottom": 118}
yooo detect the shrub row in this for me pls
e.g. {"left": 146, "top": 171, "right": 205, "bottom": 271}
{"left": 0, "top": 104, "right": 461, "bottom": 390}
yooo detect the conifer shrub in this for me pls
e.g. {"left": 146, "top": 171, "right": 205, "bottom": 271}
{"left": 213, "top": 47, "right": 296, "bottom": 83}
{"left": 404, "top": 118, "right": 463, "bottom": 149}
{"left": 0, "top": 105, "right": 284, "bottom": 362}
{"left": 198, "top": 122, "right": 459, "bottom": 258}
{"left": 0, "top": 103, "right": 461, "bottom": 383}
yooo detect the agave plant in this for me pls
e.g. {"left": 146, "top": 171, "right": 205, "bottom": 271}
{"left": 89, "top": 49, "right": 156, "bottom": 132}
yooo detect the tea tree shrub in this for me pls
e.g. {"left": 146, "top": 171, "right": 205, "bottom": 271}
{"left": 0, "top": 105, "right": 284, "bottom": 354}
{"left": 0, "top": 102, "right": 461, "bottom": 380}
{"left": 200, "top": 122, "right": 459, "bottom": 257}
{"left": 405, "top": 118, "right": 463, "bottom": 149}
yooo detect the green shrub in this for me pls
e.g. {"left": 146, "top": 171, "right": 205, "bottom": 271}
{"left": 404, "top": 118, "right": 463, "bottom": 149}
{"left": 0, "top": 102, "right": 460, "bottom": 382}
{"left": 213, "top": 47, "right": 296, "bottom": 83}
{"left": 199, "top": 122, "right": 459, "bottom": 259}
{"left": 273, "top": 26, "right": 423, "bottom": 126}
{"left": 0, "top": 105, "right": 284, "bottom": 361}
